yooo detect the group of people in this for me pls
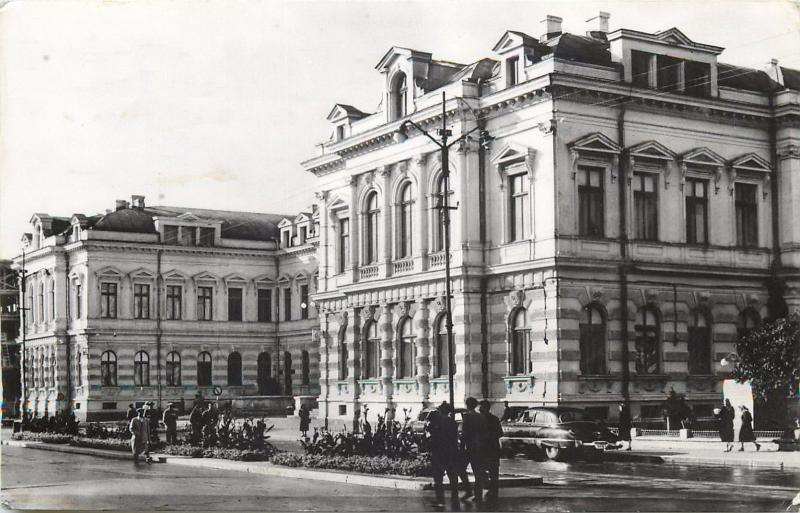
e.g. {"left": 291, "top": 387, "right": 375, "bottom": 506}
{"left": 425, "top": 397, "right": 503, "bottom": 506}
{"left": 715, "top": 399, "right": 761, "bottom": 452}
{"left": 126, "top": 401, "right": 180, "bottom": 462}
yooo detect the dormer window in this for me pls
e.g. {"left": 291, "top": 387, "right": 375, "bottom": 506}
{"left": 506, "top": 56, "right": 519, "bottom": 87}
{"left": 336, "top": 125, "right": 345, "bottom": 141}
{"left": 164, "top": 225, "right": 179, "bottom": 244}
{"left": 198, "top": 227, "right": 215, "bottom": 247}
{"left": 299, "top": 226, "right": 307, "bottom": 244}
{"left": 282, "top": 230, "right": 291, "bottom": 248}
{"left": 391, "top": 72, "right": 407, "bottom": 121}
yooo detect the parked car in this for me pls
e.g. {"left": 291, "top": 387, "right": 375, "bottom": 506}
{"left": 500, "top": 407, "right": 620, "bottom": 461}
{"left": 410, "top": 407, "right": 467, "bottom": 434}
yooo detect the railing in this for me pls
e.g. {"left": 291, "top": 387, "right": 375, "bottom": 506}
{"left": 428, "top": 251, "right": 448, "bottom": 269}
{"left": 392, "top": 259, "right": 414, "bottom": 275}
{"left": 359, "top": 264, "right": 379, "bottom": 280}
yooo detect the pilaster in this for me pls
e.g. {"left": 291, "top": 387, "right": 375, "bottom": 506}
{"left": 414, "top": 298, "right": 431, "bottom": 402}
{"left": 379, "top": 303, "right": 394, "bottom": 417}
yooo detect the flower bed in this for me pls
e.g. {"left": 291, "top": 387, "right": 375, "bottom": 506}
{"left": 69, "top": 437, "right": 144, "bottom": 452}
{"left": 10, "top": 432, "right": 72, "bottom": 444}
{"left": 271, "top": 453, "right": 431, "bottom": 477}
{"left": 159, "top": 444, "right": 273, "bottom": 461}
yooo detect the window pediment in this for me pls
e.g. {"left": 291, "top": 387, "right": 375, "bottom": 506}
{"left": 95, "top": 266, "right": 123, "bottom": 279}
{"left": 680, "top": 147, "right": 726, "bottom": 168}
{"left": 628, "top": 140, "right": 676, "bottom": 162}
{"left": 128, "top": 268, "right": 155, "bottom": 281}
{"left": 277, "top": 218, "right": 294, "bottom": 229}
{"left": 192, "top": 271, "right": 218, "bottom": 284}
{"left": 730, "top": 153, "right": 771, "bottom": 198}
{"left": 491, "top": 142, "right": 536, "bottom": 188}
{"left": 569, "top": 133, "right": 622, "bottom": 157}
{"left": 162, "top": 269, "right": 189, "bottom": 282}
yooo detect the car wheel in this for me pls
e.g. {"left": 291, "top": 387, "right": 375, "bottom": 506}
{"left": 544, "top": 446, "right": 569, "bottom": 461}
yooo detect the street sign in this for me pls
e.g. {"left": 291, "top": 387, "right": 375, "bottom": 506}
{"left": 213, "top": 386, "right": 222, "bottom": 396}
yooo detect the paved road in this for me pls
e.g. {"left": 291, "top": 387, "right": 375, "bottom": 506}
{"left": 2, "top": 445, "right": 798, "bottom": 511}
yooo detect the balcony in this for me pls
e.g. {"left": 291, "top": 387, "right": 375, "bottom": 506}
{"left": 359, "top": 264, "right": 379, "bottom": 280}
{"left": 428, "top": 251, "right": 448, "bottom": 270}
{"left": 392, "top": 258, "right": 414, "bottom": 275}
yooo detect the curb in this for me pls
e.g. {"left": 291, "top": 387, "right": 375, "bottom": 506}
{"left": 599, "top": 449, "right": 798, "bottom": 469}
{"left": 1, "top": 440, "right": 166, "bottom": 463}
{"left": 158, "top": 456, "right": 543, "bottom": 490}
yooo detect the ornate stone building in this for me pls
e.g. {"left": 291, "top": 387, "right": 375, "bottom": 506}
{"left": 1, "top": 260, "right": 21, "bottom": 417}
{"left": 303, "top": 13, "right": 800, "bottom": 425}
{"left": 15, "top": 196, "right": 319, "bottom": 420}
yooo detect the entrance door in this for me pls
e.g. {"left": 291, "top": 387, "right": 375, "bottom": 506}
{"left": 283, "top": 351, "right": 292, "bottom": 395}
{"left": 257, "top": 352, "right": 271, "bottom": 395}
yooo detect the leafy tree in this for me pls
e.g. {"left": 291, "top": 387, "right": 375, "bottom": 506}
{"left": 732, "top": 312, "right": 799, "bottom": 401}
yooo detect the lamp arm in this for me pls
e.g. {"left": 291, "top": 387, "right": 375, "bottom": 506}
{"left": 446, "top": 124, "right": 482, "bottom": 149}
{"left": 400, "top": 120, "right": 443, "bottom": 148}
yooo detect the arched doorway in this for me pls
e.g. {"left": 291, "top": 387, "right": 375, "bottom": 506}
{"left": 257, "top": 352, "right": 272, "bottom": 395}
{"left": 283, "top": 351, "right": 292, "bottom": 395}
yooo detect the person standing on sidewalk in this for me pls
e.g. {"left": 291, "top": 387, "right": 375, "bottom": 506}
{"left": 162, "top": 403, "right": 179, "bottom": 445}
{"left": 717, "top": 399, "right": 735, "bottom": 452}
{"left": 461, "top": 397, "right": 487, "bottom": 502}
{"left": 618, "top": 402, "right": 632, "bottom": 451}
{"left": 479, "top": 400, "right": 502, "bottom": 500}
{"left": 126, "top": 404, "right": 137, "bottom": 422}
{"left": 738, "top": 405, "right": 761, "bottom": 451}
{"left": 299, "top": 404, "right": 311, "bottom": 437}
{"left": 129, "top": 405, "right": 152, "bottom": 464}
{"left": 425, "top": 403, "right": 460, "bottom": 506}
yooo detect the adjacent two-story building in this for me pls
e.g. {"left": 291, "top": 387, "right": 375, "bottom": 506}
{"left": 15, "top": 196, "right": 319, "bottom": 420}
{"left": 303, "top": 13, "right": 800, "bottom": 425}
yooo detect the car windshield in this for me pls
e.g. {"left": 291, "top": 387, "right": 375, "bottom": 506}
{"left": 558, "top": 410, "right": 587, "bottom": 422}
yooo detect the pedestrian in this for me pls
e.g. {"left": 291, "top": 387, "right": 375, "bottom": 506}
{"left": 618, "top": 402, "right": 632, "bottom": 451}
{"left": 461, "top": 396, "right": 487, "bottom": 502}
{"left": 425, "top": 402, "right": 460, "bottom": 506}
{"left": 299, "top": 404, "right": 311, "bottom": 437}
{"left": 717, "top": 399, "right": 735, "bottom": 452}
{"left": 129, "top": 405, "right": 152, "bottom": 464}
{"left": 479, "top": 400, "right": 502, "bottom": 500}
{"left": 126, "top": 403, "right": 137, "bottom": 421}
{"left": 162, "top": 403, "right": 179, "bottom": 445}
{"left": 189, "top": 405, "right": 203, "bottom": 445}
{"left": 500, "top": 401, "right": 515, "bottom": 422}
{"left": 738, "top": 405, "right": 760, "bottom": 452}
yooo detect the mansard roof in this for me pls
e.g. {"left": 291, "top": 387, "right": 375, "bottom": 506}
{"left": 781, "top": 67, "right": 800, "bottom": 90}
{"left": 718, "top": 63, "right": 779, "bottom": 92}
{"left": 546, "top": 33, "right": 613, "bottom": 67}
{"left": 146, "top": 206, "right": 290, "bottom": 241}
{"left": 93, "top": 208, "right": 158, "bottom": 234}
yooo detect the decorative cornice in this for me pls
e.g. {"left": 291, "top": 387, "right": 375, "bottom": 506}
{"left": 777, "top": 144, "right": 800, "bottom": 160}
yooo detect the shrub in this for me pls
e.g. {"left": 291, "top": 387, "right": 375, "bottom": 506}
{"left": 160, "top": 444, "right": 273, "bottom": 461}
{"left": 69, "top": 437, "right": 165, "bottom": 452}
{"left": 271, "top": 452, "right": 431, "bottom": 477}
{"left": 11, "top": 432, "right": 73, "bottom": 444}
{"left": 84, "top": 422, "right": 129, "bottom": 440}
{"left": 20, "top": 411, "right": 80, "bottom": 435}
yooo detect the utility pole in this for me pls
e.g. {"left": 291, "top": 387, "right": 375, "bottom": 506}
{"left": 18, "top": 251, "right": 29, "bottom": 417}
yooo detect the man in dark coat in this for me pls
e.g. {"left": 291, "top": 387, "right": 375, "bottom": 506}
{"left": 162, "top": 403, "right": 179, "bottom": 445}
{"left": 461, "top": 397, "right": 487, "bottom": 502}
{"left": 425, "top": 403, "right": 460, "bottom": 506}
{"left": 479, "top": 400, "right": 503, "bottom": 500}
{"left": 618, "top": 402, "right": 632, "bottom": 451}
{"left": 126, "top": 404, "right": 137, "bottom": 422}
{"left": 500, "top": 401, "right": 515, "bottom": 422}
{"left": 717, "top": 399, "right": 735, "bottom": 452}
{"left": 189, "top": 405, "right": 203, "bottom": 445}
{"left": 299, "top": 404, "right": 311, "bottom": 437}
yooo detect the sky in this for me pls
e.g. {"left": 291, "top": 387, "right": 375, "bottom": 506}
{"left": 1, "top": 0, "right": 799, "bottom": 259}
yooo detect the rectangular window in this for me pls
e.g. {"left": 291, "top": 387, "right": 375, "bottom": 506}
{"left": 75, "top": 284, "right": 82, "bottom": 319}
{"left": 228, "top": 287, "right": 243, "bottom": 321}
{"left": 133, "top": 284, "right": 150, "bottom": 319}
{"left": 509, "top": 173, "right": 530, "bottom": 241}
{"left": 300, "top": 284, "right": 309, "bottom": 320}
{"left": 633, "top": 173, "right": 659, "bottom": 241}
{"left": 166, "top": 285, "right": 182, "bottom": 320}
{"left": 282, "top": 231, "right": 290, "bottom": 248}
{"left": 49, "top": 288, "right": 55, "bottom": 320}
{"left": 299, "top": 226, "right": 307, "bottom": 244}
{"left": 579, "top": 324, "right": 606, "bottom": 375}
{"left": 257, "top": 289, "right": 272, "bottom": 322}
{"left": 100, "top": 283, "right": 117, "bottom": 319}
{"left": 735, "top": 183, "right": 758, "bottom": 248}
{"left": 688, "top": 326, "right": 711, "bottom": 375}
{"left": 283, "top": 288, "right": 292, "bottom": 321}
{"left": 163, "top": 225, "right": 179, "bottom": 245}
{"left": 336, "top": 125, "right": 345, "bottom": 141}
{"left": 657, "top": 54, "right": 681, "bottom": 93}
{"left": 578, "top": 166, "right": 605, "bottom": 237}
{"left": 197, "top": 286, "right": 213, "bottom": 321}
{"left": 685, "top": 178, "right": 708, "bottom": 245}
{"left": 338, "top": 218, "right": 350, "bottom": 273}
{"left": 685, "top": 61, "right": 711, "bottom": 97}
{"left": 631, "top": 50, "right": 652, "bottom": 88}
{"left": 180, "top": 226, "right": 196, "bottom": 246}
{"left": 198, "top": 227, "right": 215, "bottom": 247}
{"left": 506, "top": 56, "right": 519, "bottom": 87}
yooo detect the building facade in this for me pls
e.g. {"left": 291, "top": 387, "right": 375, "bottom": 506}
{"left": 15, "top": 196, "right": 319, "bottom": 420}
{"left": 1, "top": 260, "right": 21, "bottom": 417}
{"left": 303, "top": 13, "right": 800, "bottom": 425}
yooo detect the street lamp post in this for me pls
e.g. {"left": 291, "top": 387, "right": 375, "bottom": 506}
{"left": 397, "top": 91, "right": 487, "bottom": 412}
{"left": 17, "top": 250, "right": 29, "bottom": 418}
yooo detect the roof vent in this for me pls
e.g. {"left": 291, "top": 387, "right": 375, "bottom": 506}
{"left": 586, "top": 11, "right": 610, "bottom": 39}
{"left": 540, "top": 15, "right": 563, "bottom": 42}
{"left": 115, "top": 200, "right": 129, "bottom": 211}
{"left": 131, "top": 195, "right": 146, "bottom": 209}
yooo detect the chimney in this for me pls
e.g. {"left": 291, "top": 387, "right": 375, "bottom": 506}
{"left": 540, "top": 15, "right": 563, "bottom": 42}
{"left": 131, "top": 195, "right": 146, "bottom": 209}
{"left": 765, "top": 58, "right": 784, "bottom": 87}
{"left": 115, "top": 200, "right": 129, "bottom": 211}
{"left": 586, "top": 11, "right": 610, "bottom": 39}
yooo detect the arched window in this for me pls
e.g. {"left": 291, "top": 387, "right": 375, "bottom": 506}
{"left": 688, "top": 309, "right": 711, "bottom": 375}
{"left": 26, "top": 285, "right": 34, "bottom": 326}
{"left": 338, "top": 327, "right": 349, "bottom": 380}
{"left": 48, "top": 352, "right": 56, "bottom": 387}
{"left": 166, "top": 351, "right": 181, "bottom": 386}
{"left": 635, "top": 307, "right": 660, "bottom": 374}
{"left": 74, "top": 351, "right": 82, "bottom": 387}
{"left": 511, "top": 309, "right": 531, "bottom": 375}
{"left": 301, "top": 350, "right": 310, "bottom": 385}
{"left": 398, "top": 317, "right": 416, "bottom": 378}
{"left": 227, "top": 352, "right": 242, "bottom": 386}
{"left": 100, "top": 351, "right": 117, "bottom": 386}
{"left": 398, "top": 183, "right": 413, "bottom": 258}
{"left": 283, "top": 351, "right": 292, "bottom": 395}
{"left": 738, "top": 308, "right": 760, "bottom": 339}
{"left": 364, "top": 191, "right": 380, "bottom": 263}
{"left": 433, "top": 174, "right": 453, "bottom": 252}
{"left": 434, "top": 315, "right": 450, "bottom": 378}
{"left": 48, "top": 280, "right": 55, "bottom": 320}
{"left": 134, "top": 351, "right": 150, "bottom": 386}
{"left": 257, "top": 352, "right": 272, "bottom": 394}
{"left": 392, "top": 72, "right": 407, "bottom": 120}
{"left": 197, "top": 351, "right": 212, "bottom": 386}
{"left": 579, "top": 305, "right": 606, "bottom": 375}
{"left": 363, "top": 321, "right": 380, "bottom": 378}
{"left": 37, "top": 283, "right": 44, "bottom": 323}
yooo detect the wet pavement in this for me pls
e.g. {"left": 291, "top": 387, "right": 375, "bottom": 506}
{"left": 2, "top": 444, "right": 798, "bottom": 511}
